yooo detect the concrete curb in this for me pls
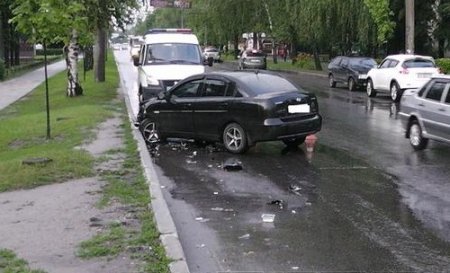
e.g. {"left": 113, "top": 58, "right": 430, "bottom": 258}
{"left": 119, "top": 81, "right": 190, "bottom": 273}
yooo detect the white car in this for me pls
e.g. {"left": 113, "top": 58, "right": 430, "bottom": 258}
{"left": 203, "top": 47, "right": 221, "bottom": 62}
{"left": 366, "top": 54, "right": 441, "bottom": 102}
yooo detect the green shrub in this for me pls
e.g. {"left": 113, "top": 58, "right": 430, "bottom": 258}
{"left": 436, "top": 58, "right": 450, "bottom": 74}
{"left": 35, "top": 48, "right": 63, "bottom": 56}
{"left": 293, "top": 52, "right": 316, "bottom": 70}
{"left": 0, "top": 58, "right": 4, "bottom": 80}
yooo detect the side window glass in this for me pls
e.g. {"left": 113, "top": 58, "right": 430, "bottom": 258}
{"left": 139, "top": 45, "right": 146, "bottom": 63}
{"left": 445, "top": 84, "right": 450, "bottom": 104}
{"left": 332, "top": 57, "right": 341, "bottom": 65}
{"left": 341, "top": 58, "right": 349, "bottom": 67}
{"left": 380, "top": 60, "right": 390, "bottom": 68}
{"left": 425, "top": 82, "right": 445, "bottom": 101}
{"left": 389, "top": 60, "right": 399, "bottom": 68}
{"left": 418, "top": 80, "right": 432, "bottom": 97}
{"left": 203, "top": 79, "right": 227, "bottom": 97}
{"left": 171, "top": 80, "right": 202, "bottom": 98}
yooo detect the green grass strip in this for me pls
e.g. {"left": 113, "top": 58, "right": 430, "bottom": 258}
{"left": 0, "top": 249, "right": 46, "bottom": 273}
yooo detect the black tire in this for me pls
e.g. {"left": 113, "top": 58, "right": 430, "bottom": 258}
{"left": 348, "top": 77, "right": 356, "bottom": 91}
{"left": 139, "top": 119, "right": 160, "bottom": 144}
{"left": 223, "top": 123, "right": 248, "bottom": 154}
{"left": 282, "top": 136, "right": 306, "bottom": 147}
{"left": 390, "top": 82, "right": 403, "bottom": 102}
{"left": 408, "top": 120, "right": 428, "bottom": 150}
{"left": 138, "top": 86, "right": 144, "bottom": 105}
{"left": 329, "top": 74, "right": 336, "bottom": 88}
{"left": 366, "top": 79, "right": 377, "bottom": 97}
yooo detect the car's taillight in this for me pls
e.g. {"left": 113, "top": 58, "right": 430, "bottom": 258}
{"left": 399, "top": 68, "right": 409, "bottom": 74}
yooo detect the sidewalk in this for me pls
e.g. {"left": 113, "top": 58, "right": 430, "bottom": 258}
{"left": 0, "top": 60, "right": 66, "bottom": 111}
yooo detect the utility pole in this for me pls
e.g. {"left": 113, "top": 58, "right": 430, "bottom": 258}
{"left": 405, "top": 0, "right": 414, "bottom": 53}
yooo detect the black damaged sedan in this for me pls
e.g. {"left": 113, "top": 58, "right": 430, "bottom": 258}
{"left": 137, "top": 70, "right": 322, "bottom": 153}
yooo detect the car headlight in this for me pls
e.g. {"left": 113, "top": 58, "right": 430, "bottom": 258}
{"left": 146, "top": 76, "right": 160, "bottom": 86}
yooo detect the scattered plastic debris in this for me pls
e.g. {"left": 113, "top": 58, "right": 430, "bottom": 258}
{"left": 261, "top": 213, "right": 275, "bottom": 223}
{"left": 211, "top": 207, "right": 224, "bottom": 211}
{"left": 291, "top": 210, "right": 297, "bottom": 214}
{"left": 223, "top": 158, "right": 243, "bottom": 171}
{"left": 208, "top": 164, "right": 213, "bottom": 168}
{"left": 289, "top": 184, "right": 302, "bottom": 195}
{"left": 186, "top": 159, "right": 197, "bottom": 164}
{"left": 267, "top": 200, "right": 284, "bottom": 209}
{"left": 160, "top": 185, "right": 166, "bottom": 189}
{"left": 305, "top": 202, "right": 312, "bottom": 206}
{"left": 292, "top": 266, "right": 299, "bottom": 270}
{"left": 195, "top": 217, "right": 210, "bottom": 223}
{"left": 238, "top": 233, "right": 250, "bottom": 239}
{"left": 243, "top": 251, "right": 255, "bottom": 256}
{"left": 196, "top": 244, "right": 206, "bottom": 248}
{"left": 213, "top": 192, "right": 219, "bottom": 195}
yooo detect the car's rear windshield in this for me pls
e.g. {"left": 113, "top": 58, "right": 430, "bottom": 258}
{"left": 403, "top": 58, "right": 435, "bottom": 68}
{"left": 246, "top": 51, "right": 265, "bottom": 57}
{"left": 205, "top": 48, "right": 218, "bottom": 52}
{"left": 349, "top": 58, "right": 377, "bottom": 68}
{"left": 240, "top": 74, "right": 298, "bottom": 95}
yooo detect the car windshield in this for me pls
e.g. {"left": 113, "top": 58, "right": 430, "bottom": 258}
{"left": 145, "top": 43, "right": 202, "bottom": 65}
{"left": 205, "top": 48, "right": 218, "bottom": 52}
{"left": 349, "top": 58, "right": 377, "bottom": 68}
{"left": 241, "top": 74, "right": 298, "bottom": 95}
{"left": 403, "top": 58, "right": 435, "bottom": 68}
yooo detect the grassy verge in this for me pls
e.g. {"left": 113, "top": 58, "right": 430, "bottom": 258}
{"left": 77, "top": 113, "right": 170, "bottom": 273}
{"left": 1, "top": 52, "right": 170, "bottom": 272}
{"left": 0, "top": 57, "right": 118, "bottom": 192}
{"left": 0, "top": 249, "right": 46, "bottom": 273}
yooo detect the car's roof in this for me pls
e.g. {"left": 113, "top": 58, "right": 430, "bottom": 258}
{"left": 384, "top": 54, "right": 434, "bottom": 61}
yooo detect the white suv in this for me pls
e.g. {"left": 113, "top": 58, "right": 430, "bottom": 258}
{"left": 366, "top": 54, "right": 441, "bottom": 102}
{"left": 133, "top": 29, "right": 212, "bottom": 104}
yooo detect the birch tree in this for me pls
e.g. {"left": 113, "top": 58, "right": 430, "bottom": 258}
{"left": 11, "top": 0, "right": 88, "bottom": 97}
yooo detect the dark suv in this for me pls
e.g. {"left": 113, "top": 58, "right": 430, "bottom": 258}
{"left": 328, "top": 56, "right": 377, "bottom": 91}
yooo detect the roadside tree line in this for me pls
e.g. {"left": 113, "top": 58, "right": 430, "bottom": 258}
{"left": 134, "top": 0, "right": 450, "bottom": 69}
{"left": 0, "top": 0, "right": 139, "bottom": 96}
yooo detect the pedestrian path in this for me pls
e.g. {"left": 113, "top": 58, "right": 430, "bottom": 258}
{"left": 0, "top": 60, "right": 66, "bottom": 111}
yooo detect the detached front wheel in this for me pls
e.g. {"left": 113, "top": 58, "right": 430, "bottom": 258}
{"left": 223, "top": 123, "right": 248, "bottom": 154}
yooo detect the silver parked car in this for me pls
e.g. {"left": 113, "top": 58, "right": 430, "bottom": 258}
{"left": 399, "top": 75, "right": 450, "bottom": 150}
{"left": 238, "top": 49, "right": 267, "bottom": 70}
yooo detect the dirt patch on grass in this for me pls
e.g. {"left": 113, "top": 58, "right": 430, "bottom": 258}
{"left": 0, "top": 115, "right": 144, "bottom": 273}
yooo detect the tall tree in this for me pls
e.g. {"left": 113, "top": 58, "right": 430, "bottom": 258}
{"left": 11, "top": 0, "right": 88, "bottom": 96}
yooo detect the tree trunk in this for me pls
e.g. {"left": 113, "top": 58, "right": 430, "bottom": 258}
{"left": 233, "top": 34, "right": 239, "bottom": 59}
{"left": 66, "top": 29, "right": 83, "bottom": 97}
{"left": 0, "top": 10, "right": 4, "bottom": 60}
{"left": 94, "top": 27, "right": 106, "bottom": 82}
{"left": 313, "top": 45, "right": 322, "bottom": 71}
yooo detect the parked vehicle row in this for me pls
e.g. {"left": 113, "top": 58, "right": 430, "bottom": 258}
{"left": 329, "top": 54, "right": 442, "bottom": 102}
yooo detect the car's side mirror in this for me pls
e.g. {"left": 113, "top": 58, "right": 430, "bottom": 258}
{"left": 133, "top": 56, "right": 141, "bottom": 67}
{"left": 157, "top": 91, "right": 166, "bottom": 100}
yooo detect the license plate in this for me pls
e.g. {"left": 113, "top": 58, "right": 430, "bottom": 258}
{"left": 288, "top": 104, "right": 310, "bottom": 113}
{"left": 250, "top": 59, "right": 260, "bottom": 63}
{"left": 417, "top": 73, "right": 432, "bottom": 78}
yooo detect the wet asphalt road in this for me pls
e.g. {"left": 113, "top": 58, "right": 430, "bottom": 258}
{"left": 115, "top": 51, "right": 450, "bottom": 272}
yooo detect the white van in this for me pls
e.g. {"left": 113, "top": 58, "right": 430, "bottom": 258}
{"left": 133, "top": 28, "right": 212, "bottom": 103}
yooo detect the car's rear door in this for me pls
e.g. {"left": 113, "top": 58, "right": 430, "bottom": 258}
{"left": 418, "top": 80, "right": 449, "bottom": 138}
{"left": 193, "top": 76, "right": 233, "bottom": 140}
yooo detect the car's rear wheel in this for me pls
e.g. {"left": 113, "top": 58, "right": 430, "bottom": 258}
{"left": 348, "top": 77, "right": 356, "bottom": 91}
{"left": 282, "top": 137, "right": 306, "bottom": 147}
{"left": 408, "top": 120, "right": 428, "bottom": 150}
{"left": 223, "top": 123, "right": 248, "bottom": 154}
{"left": 329, "top": 74, "right": 336, "bottom": 88}
{"left": 390, "top": 82, "right": 403, "bottom": 102}
{"left": 366, "top": 79, "right": 377, "bottom": 97}
{"left": 140, "top": 119, "right": 160, "bottom": 144}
